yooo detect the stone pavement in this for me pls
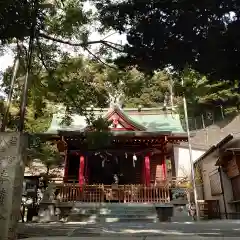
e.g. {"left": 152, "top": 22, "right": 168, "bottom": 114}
{"left": 17, "top": 220, "right": 240, "bottom": 239}
{"left": 17, "top": 237, "right": 240, "bottom": 240}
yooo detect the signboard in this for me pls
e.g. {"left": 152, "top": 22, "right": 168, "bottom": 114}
{"left": 226, "top": 158, "right": 240, "bottom": 178}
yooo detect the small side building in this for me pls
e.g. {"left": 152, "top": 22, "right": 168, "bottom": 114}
{"left": 194, "top": 134, "right": 240, "bottom": 219}
{"left": 173, "top": 144, "right": 206, "bottom": 179}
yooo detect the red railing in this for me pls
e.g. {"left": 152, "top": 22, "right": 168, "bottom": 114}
{"left": 55, "top": 184, "right": 172, "bottom": 203}
{"left": 53, "top": 177, "right": 189, "bottom": 203}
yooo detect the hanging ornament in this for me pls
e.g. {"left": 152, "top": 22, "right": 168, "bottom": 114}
{"left": 106, "top": 151, "right": 112, "bottom": 156}
{"left": 115, "top": 156, "right": 118, "bottom": 164}
{"left": 125, "top": 152, "right": 128, "bottom": 158}
{"left": 100, "top": 155, "right": 106, "bottom": 168}
{"left": 113, "top": 174, "right": 119, "bottom": 184}
{"left": 102, "top": 159, "right": 105, "bottom": 168}
{"left": 133, "top": 154, "right": 137, "bottom": 168}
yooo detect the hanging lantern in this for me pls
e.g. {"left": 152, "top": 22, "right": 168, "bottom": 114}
{"left": 133, "top": 154, "right": 137, "bottom": 167}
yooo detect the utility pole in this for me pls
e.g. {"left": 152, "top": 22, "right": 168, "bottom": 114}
{"left": 182, "top": 77, "right": 200, "bottom": 220}
{"left": 1, "top": 58, "right": 19, "bottom": 132}
{"left": 169, "top": 76, "right": 174, "bottom": 110}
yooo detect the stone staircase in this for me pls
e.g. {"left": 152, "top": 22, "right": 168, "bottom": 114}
{"left": 68, "top": 203, "right": 158, "bottom": 223}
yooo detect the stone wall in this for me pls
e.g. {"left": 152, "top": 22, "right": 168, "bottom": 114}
{"left": 0, "top": 132, "right": 27, "bottom": 240}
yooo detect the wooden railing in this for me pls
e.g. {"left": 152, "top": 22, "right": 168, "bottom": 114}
{"left": 51, "top": 177, "right": 189, "bottom": 203}
{"left": 54, "top": 184, "right": 172, "bottom": 203}
{"left": 64, "top": 177, "right": 189, "bottom": 187}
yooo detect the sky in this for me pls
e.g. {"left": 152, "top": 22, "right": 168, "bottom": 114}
{"left": 0, "top": 49, "right": 15, "bottom": 71}
{"left": 0, "top": 1, "right": 126, "bottom": 98}
{"left": 0, "top": 1, "right": 126, "bottom": 72}
{"left": 0, "top": 32, "right": 126, "bottom": 73}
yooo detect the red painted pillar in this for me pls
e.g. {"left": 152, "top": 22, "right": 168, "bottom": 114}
{"left": 162, "top": 155, "right": 167, "bottom": 180}
{"left": 144, "top": 155, "right": 151, "bottom": 186}
{"left": 63, "top": 154, "right": 68, "bottom": 182}
{"left": 84, "top": 157, "right": 89, "bottom": 184}
{"left": 79, "top": 156, "right": 85, "bottom": 190}
{"left": 142, "top": 157, "right": 146, "bottom": 184}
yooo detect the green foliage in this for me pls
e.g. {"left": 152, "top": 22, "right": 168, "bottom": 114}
{"left": 85, "top": 115, "right": 113, "bottom": 150}
{"left": 1, "top": 54, "right": 153, "bottom": 129}
{"left": 125, "top": 70, "right": 173, "bottom": 107}
{"left": 95, "top": 0, "right": 240, "bottom": 82}
{"left": 0, "top": 0, "right": 32, "bottom": 43}
{"left": 0, "top": 0, "right": 93, "bottom": 43}
{"left": 174, "top": 68, "right": 240, "bottom": 119}
{"left": 28, "top": 140, "right": 63, "bottom": 168}
{"left": 27, "top": 136, "right": 64, "bottom": 180}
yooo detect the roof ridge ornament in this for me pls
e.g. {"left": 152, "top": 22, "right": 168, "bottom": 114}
{"left": 109, "top": 92, "right": 124, "bottom": 109}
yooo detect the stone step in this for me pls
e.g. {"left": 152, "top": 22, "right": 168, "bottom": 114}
{"left": 99, "top": 208, "right": 156, "bottom": 213}
{"left": 71, "top": 207, "right": 156, "bottom": 213}
{"left": 99, "top": 212, "right": 157, "bottom": 216}
{"left": 100, "top": 217, "right": 157, "bottom": 223}
{"left": 99, "top": 214, "right": 157, "bottom": 219}
{"left": 70, "top": 212, "right": 157, "bottom": 217}
{"left": 99, "top": 213, "right": 157, "bottom": 216}
{"left": 99, "top": 205, "right": 156, "bottom": 209}
{"left": 73, "top": 202, "right": 156, "bottom": 208}
{"left": 68, "top": 203, "right": 159, "bottom": 223}
{"left": 70, "top": 213, "right": 157, "bottom": 218}
{"left": 68, "top": 216, "right": 157, "bottom": 223}
{"left": 99, "top": 206, "right": 156, "bottom": 209}
{"left": 71, "top": 209, "right": 156, "bottom": 214}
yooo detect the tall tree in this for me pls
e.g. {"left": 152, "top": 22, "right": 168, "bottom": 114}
{"left": 124, "top": 70, "right": 174, "bottom": 107}
{"left": 1, "top": 55, "right": 150, "bottom": 130}
{"left": 0, "top": 0, "right": 123, "bottom": 66}
{"left": 174, "top": 68, "right": 240, "bottom": 122}
{"left": 95, "top": 0, "right": 240, "bottom": 82}
{"left": 0, "top": 0, "right": 32, "bottom": 44}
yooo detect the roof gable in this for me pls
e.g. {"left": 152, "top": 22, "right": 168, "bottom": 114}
{"left": 106, "top": 107, "right": 146, "bottom": 131}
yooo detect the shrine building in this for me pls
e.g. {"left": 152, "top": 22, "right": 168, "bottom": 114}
{"left": 43, "top": 105, "right": 189, "bottom": 203}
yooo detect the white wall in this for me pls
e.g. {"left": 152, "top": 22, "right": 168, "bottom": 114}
{"left": 173, "top": 146, "right": 205, "bottom": 178}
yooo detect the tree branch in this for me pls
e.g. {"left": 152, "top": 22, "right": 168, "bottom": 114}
{"left": 36, "top": 38, "right": 51, "bottom": 73}
{"left": 83, "top": 46, "right": 117, "bottom": 69}
{"left": 39, "top": 32, "right": 124, "bottom": 52}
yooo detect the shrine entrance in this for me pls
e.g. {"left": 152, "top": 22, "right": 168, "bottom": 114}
{"left": 67, "top": 151, "right": 144, "bottom": 185}
{"left": 87, "top": 152, "right": 144, "bottom": 185}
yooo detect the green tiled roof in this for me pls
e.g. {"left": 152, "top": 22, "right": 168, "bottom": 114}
{"left": 129, "top": 114, "right": 184, "bottom": 133}
{"left": 46, "top": 107, "right": 185, "bottom": 134}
